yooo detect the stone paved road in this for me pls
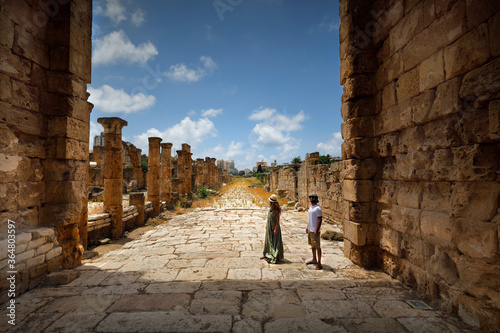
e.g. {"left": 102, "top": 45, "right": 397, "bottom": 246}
{"left": 2, "top": 187, "right": 473, "bottom": 332}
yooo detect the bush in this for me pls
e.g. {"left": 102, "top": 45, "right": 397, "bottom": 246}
{"left": 197, "top": 187, "right": 210, "bottom": 199}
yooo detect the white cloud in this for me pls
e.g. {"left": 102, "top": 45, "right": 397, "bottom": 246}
{"left": 201, "top": 108, "right": 223, "bottom": 118}
{"left": 206, "top": 25, "right": 214, "bottom": 41}
{"left": 252, "top": 124, "right": 289, "bottom": 147}
{"left": 166, "top": 56, "right": 217, "bottom": 82}
{"left": 316, "top": 132, "right": 343, "bottom": 156}
{"left": 96, "top": 0, "right": 126, "bottom": 24}
{"left": 274, "top": 111, "right": 307, "bottom": 131}
{"left": 93, "top": 30, "right": 158, "bottom": 66}
{"left": 88, "top": 84, "right": 156, "bottom": 113}
{"left": 131, "top": 9, "right": 145, "bottom": 26}
{"left": 200, "top": 141, "right": 243, "bottom": 161}
{"left": 249, "top": 107, "right": 275, "bottom": 121}
{"left": 133, "top": 117, "right": 217, "bottom": 152}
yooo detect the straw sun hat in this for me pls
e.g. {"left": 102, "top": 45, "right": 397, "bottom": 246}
{"left": 269, "top": 194, "right": 278, "bottom": 202}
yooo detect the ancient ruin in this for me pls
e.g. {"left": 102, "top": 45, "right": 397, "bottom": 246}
{"left": 0, "top": 0, "right": 499, "bottom": 330}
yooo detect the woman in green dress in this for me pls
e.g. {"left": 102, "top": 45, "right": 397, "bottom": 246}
{"left": 260, "top": 194, "right": 284, "bottom": 263}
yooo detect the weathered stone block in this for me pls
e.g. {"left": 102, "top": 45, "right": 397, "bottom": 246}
{"left": 18, "top": 181, "right": 44, "bottom": 209}
{"left": 490, "top": 12, "right": 500, "bottom": 56}
{"left": 380, "top": 227, "right": 402, "bottom": 257}
{"left": 454, "top": 218, "right": 498, "bottom": 258}
{"left": 396, "top": 181, "right": 422, "bottom": 209}
{"left": 46, "top": 137, "right": 88, "bottom": 160}
{"left": 46, "top": 255, "right": 64, "bottom": 272}
{"left": 43, "top": 159, "right": 87, "bottom": 182}
{"left": 44, "top": 269, "right": 80, "bottom": 285}
{"left": 13, "top": 25, "right": 50, "bottom": 69}
{"left": 48, "top": 116, "right": 89, "bottom": 142}
{"left": 0, "top": 101, "right": 43, "bottom": 136}
{"left": 35, "top": 242, "right": 54, "bottom": 256}
{"left": 401, "top": 234, "right": 424, "bottom": 268}
{"left": 420, "top": 211, "right": 453, "bottom": 247}
{"left": 0, "top": 182, "right": 18, "bottom": 212}
{"left": 341, "top": 159, "right": 377, "bottom": 180}
{"left": 103, "top": 178, "right": 123, "bottom": 205}
{"left": 382, "top": 81, "right": 396, "bottom": 109}
{"left": 45, "top": 180, "right": 86, "bottom": 205}
{"left": 374, "top": 181, "right": 397, "bottom": 204}
{"left": 340, "top": 97, "right": 377, "bottom": 120}
{"left": 465, "top": 0, "right": 500, "bottom": 30}
{"left": 26, "top": 237, "right": 46, "bottom": 251}
{"left": 428, "top": 76, "right": 461, "bottom": 121}
{"left": 419, "top": 50, "right": 444, "bottom": 92}
{"left": 0, "top": 72, "right": 12, "bottom": 103}
{"left": 396, "top": 67, "right": 420, "bottom": 102}
{"left": 389, "top": 1, "right": 424, "bottom": 54}
{"left": 341, "top": 117, "right": 374, "bottom": 139}
{"left": 422, "top": 118, "right": 461, "bottom": 151}
{"left": 341, "top": 74, "right": 375, "bottom": 102}
{"left": 384, "top": 205, "right": 421, "bottom": 237}
{"left": 444, "top": 23, "right": 489, "bottom": 80}
{"left": 29, "top": 262, "right": 47, "bottom": 279}
{"left": 459, "top": 58, "right": 500, "bottom": 105}
{"left": 489, "top": 101, "right": 500, "bottom": 139}
{"left": 45, "top": 246, "right": 63, "bottom": 261}
{"left": 0, "top": 44, "right": 32, "bottom": 83}
{"left": 343, "top": 220, "right": 376, "bottom": 246}
{"left": 402, "top": 0, "right": 466, "bottom": 70}
{"left": 343, "top": 180, "right": 373, "bottom": 202}
{"left": 11, "top": 79, "right": 39, "bottom": 112}
{"left": 342, "top": 137, "right": 377, "bottom": 159}
{"left": 426, "top": 249, "right": 459, "bottom": 285}
{"left": 451, "top": 182, "right": 500, "bottom": 221}
{"left": 15, "top": 232, "right": 32, "bottom": 245}
{"left": 349, "top": 202, "right": 375, "bottom": 223}
{"left": 374, "top": 52, "right": 404, "bottom": 91}
{"left": 16, "top": 249, "right": 35, "bottom": 263}
{"left": 411, "top": 89, "right": 436, "bottom": 125}
{"left": 421, "top": 182, "right": 451, "bottom": 213}
{"left": 451, "top": 144, "right": 498, "bottom": 182}
{"left": 372, "top": 1, "right": 404, "bottom": 46}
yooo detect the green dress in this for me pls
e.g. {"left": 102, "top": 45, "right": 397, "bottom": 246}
{"left": 263, "top": 209, "right": 284, "bottom": 263}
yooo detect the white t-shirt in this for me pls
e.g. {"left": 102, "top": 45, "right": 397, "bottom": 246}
{"left": 308, "top": 204, "right": 322, "bottom": 232}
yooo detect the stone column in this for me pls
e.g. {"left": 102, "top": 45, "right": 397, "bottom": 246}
{"left": 129, "top": 192, "right": 145, "bottom": 226}
{"left": 183, "top": 144, "right": 192, "bottom": 195}
{"left": 97, "top": 117, "right": 128, "bottom": 239}
{"left": 148, "top": 137, "right": 162, "bottom": 216}
{"left": 211, "top": 158, "right": 217, "bottom": 187}
{"left": 204, "top": 157, "right": 210, "bottom": 187}
{"left": 176, "top": 149, "right": 186, "bottom": 195}
{"left": 196, "top": 158, "right": 204, "bottom": 188}
{"left": 160, "top": 142, "right": 173, "bottom": 204}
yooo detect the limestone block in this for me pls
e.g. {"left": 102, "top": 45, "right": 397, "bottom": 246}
{"left": 396, "top": 67, "right": 419, "bottom": 102}
{"left": 45, "top": 246, "right": 63, "bottom": 261}
{"left": 0, "top": 101, "right": 43, "bottom": 136}
{"left": 342, "top": 137, "right": 377, "bottom": 159}
{"left": 343, "top": 220, "right": 376, "bottom": 246}
{"left": 103, "top": 178, "right": 123, "bottom": 205}
{"left": 385, "top": 205, "right": 421, "bottom": 237}
{"left": 43, "top": 159, "right": 87, "bottom": 182}
{"left": 11, "top": 80, "right": 39, "bottom": 112}
{"left": 349, "top": 202, "right": 375, "bottom": 223}
{"left": 490, "top": 12, "right": 500, "bottom": 56}
{"left": 428, "top": 76, "right": 461, "bottom": 121}
{"left": 374, "top": 52, "right": 404, "bottom": 91}
{"left": 16, "top": 249, "right": 35, "bottom": 263}
{"left": 0, "top": 72, "right": 12, "bottom": 103}
{"left": 29, "top": 262, "right": 47, "bottom": 279}
{"left": 16, "top": 157, "right": 43, "bottom": 182}
{"left": 341, "top": 159, "right": 377, "bottom": 180}
{"left": 343, "top": 180, "right": 373, "bottom": 202}
{"left": 421, "top": 182, "right": 451, "bottom": 213}
{"left": 465, "top": 0, "right": 500, "bottom": 30}
{"left": 26, "top": 237, "right": 46, "bottom": 251}
{"left": 397, "top": 126, "right": 424, "bottom": 154}
{"left": 488, "top": 101, "right": 500, "bottom": 140}
{"left": 419, "top": 50, "right": 444, "bottom": 92}
{"left": 454, "top": 218, "right": 498, "bottom": 258}
{"left": 25, "top": 254, "right": 45, "bottom": 270}
{"left": 48, "top": 116, "right": 89, "bottom": 142}
{"left": 0, "top": 182, "right": 18, "bottom": 212}
{"left": 389, "top": 1, "right": 424, "bottom": 55}
{"left": 374, "top": 181, "right": 397, "bottom": 204}
{"left": 420, "top": 211, "right": 453, "bottom": 247}
{"left": 35, "top": 242, "right": 54, "bottom": 256}
{"left": 402, "top": 1, "right": 466, "bottom": 70}
{"left": 13, "top": 25, "right": 50, "bottom": 69}
{"left": 382, "top": 81, "right": 396, "bottom": 109}
{"left": 371, "top": 1, "right": 404, "bottom": 46}
{"left": 460, "top": 58, "right": 500, "bottom": 105}
{"left": 411, "top": 89, "right": 436, "bottom": 125}
{"left": 46, "top": 137, "right": 88, "bottom": 160}
{"left": 0, "top": 45, "right": 32, "bottom": 83}
{"left": 451, "top": 182, "right": 500, "bottom": 221}
{"left": 380, "top": 227, "right": 402, "bottom": 257}
{"left": 341, "top": 74, "right": 375, "bottom": 102}
{"left": 377, "top": 133, "right": 398, "bottom": 157}
{"left": 401, "top": 234, "right": 424, "bottom": 268}
{"left": 340, "top": 52, "right": 377, "bottom": 85}
{"left": 425, "top": 249, "right": 459, "bottom": 285}
{"left": 341, "top": 117, "right": 374, "bottom": 139}
{"left": 17, "top": 181, "right": 44, "bottom": 209}
{"left": 444, "top": 23, "right": 490, "bottom": 80}
{"left": 396, "top": 182, "right": 422, "bottom": 209}
{"left": 451, "top": 144, "right": 498, "bottom": 182}
{"left": 45, "top": 180, "right": 86, "bottom": 205}
{"left": 340, "top": 97, "right": 377, "bottom": 120}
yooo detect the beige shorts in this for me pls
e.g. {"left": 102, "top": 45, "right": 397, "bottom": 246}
{"left": 308, "top": 231, "right": 321, "bottom": 249}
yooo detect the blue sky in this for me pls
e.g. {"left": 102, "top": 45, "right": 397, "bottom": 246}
{"left": 89, "top": 0, "right": 343, "bottom": 170}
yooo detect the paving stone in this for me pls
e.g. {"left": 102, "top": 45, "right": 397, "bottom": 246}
{"left": 339, "top": 318, "right": 409, "bottom": 333}
{"left": 344, "top": 286, "right": 410, "bottom": 300}
{"left": 145, "top": 281, "right": 201, "bottom": 294}
{"left": 82, "top": 283, "right": 147, "bottom": 295}
{"left": 40, "top": 295, "right": 119, "bottom": 313}
{"left": 201, "top": 280, "right": 281, "bottom": 291}
{"left": 66, "top": 270, "right": 110, "bottom": 287}
{"left": 108, "top": 294, "right": 190, "bottom": 312}
{"left": 99, "top": 272, "right": 141, "bottom": 285}
{"left": 264, "top": 318, "right": 348, "bottom": 333}
{"left": 138, "top": 268, "right": 179, "bottom": 283}
{"left": 303, "top": 300, "right": 378, "bottom": 319}
{"left": 232, "top": 318, "right": 263, "bottom": 333}
{"left": 373, "top": 300, "right": 438, "bottom": 318}
{"left": 5, "top": 313, "right": 63, "bottom": 333}
{"left": 176, "top": 267, "right": 228, "bottom": 281}
{"left": 297, "top": 288, "right": 347, "bottom": 301}
{"left": 243, "top": 289, "right": 306, "bottom": 320}
{"left": 44, "top": 312, "right": 107, "bottom": 333}
{"left": 95, "top": 311, "right": 232, "bottom": 332}
{"left": 227, "top": 268, "right": 262, "bottom": 280}
{"left": 398, "top": 317, "right": 465, "bottom": 333}
{"left": 166, "top": 258, "right": 207, "bottom": 268}
{"left": 190, "top": 290, "right": 242, "bottom": 315}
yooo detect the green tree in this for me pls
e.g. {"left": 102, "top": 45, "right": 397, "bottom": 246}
{"left": 291, "top": 156, "right": 302, "bottom": 164}
{"left": 257, "top": 164, "right": 263, "bottom": 173}
{"left": 141, "top": 154, "right": 148, "bottom": 172}
{"left": 238, "top": 170, "right": 245, "bottom": 176}
{"left": 319, "top": 154, "right": 332, "bottom": 164}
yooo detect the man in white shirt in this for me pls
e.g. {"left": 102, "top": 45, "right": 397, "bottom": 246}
{"left": 305, "top": 194, "right": 323, "bottom": 270}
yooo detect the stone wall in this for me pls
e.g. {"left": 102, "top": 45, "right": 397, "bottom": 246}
{"left": 0, "top": 0, "right": 93, "bottom": 297}
{"left": 340, "top": 0, "right": 500, "bottom": 329}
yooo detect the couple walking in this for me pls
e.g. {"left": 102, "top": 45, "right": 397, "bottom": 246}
{"left": 261, "top": 193, "right": 323, "bottom": 269}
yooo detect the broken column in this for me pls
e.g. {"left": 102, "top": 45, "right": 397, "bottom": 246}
{"left": 196, "top": 158, "right": 204, "bottom": 188}
{"left": 148, "top": 137, "right": 162, "bottom": 216}
{"left": 97, "top": 117, "right": 128, "bottom": 239}
{"left": 129, "top": 192, "right": 145, "bottom": 226}
{"left": 160, "top": 142, "right": 173, "bottom": 204}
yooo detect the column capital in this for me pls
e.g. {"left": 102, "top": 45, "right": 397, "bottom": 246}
{"left": 148, "top": 137, "right": 162, "bottom": 147}
{"left": 97, "top": 117, "right": 128, "bottom": 131}
{"left": 161, "top": 142, "right": 173, "bottom": 149}
{"left": 181, "top": 143, "right": 191, "bottom": 153}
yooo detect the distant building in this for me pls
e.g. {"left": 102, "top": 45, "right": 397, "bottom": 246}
{"left": 218, "top": 159, "right": 238, "bottom": 175}
{"left": 244, "top": 169, "right": 251, "bottom": 176}
{"left": 94, "top": 132, "right": 104, "bottom": 147}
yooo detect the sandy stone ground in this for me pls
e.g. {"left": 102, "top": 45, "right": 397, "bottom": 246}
{"left": 1, "top": 187, "right": 474, "bottom": 332}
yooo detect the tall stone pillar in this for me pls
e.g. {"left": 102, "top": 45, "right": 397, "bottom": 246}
{"left": 176, "top": 149, "right": 186, "bottom": 195}
{"left": 160, "top": 142, "right": 173, "bottom": 204}
{"left": 204, "top": 157, "right": 210, "bottom": 187}
{"left": 97, "top": 117, "right": 128, "bottom": 239}
{"left": 196, "top": 158, "right": 204, "bottom": 188}
{"left": 211, "top": 158, "right": 217, "bottom": 187}
{"left": 129, "top": 192, "right": 145, "bottom": 226}
{"left": 148, "top": 137, "right": 162, "bottom": 216}
{"left": 183, "top": 144, "right": 192, "bottom": 195}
